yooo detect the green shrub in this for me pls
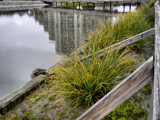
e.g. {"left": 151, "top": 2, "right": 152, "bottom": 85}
{"left": 49, "top": 0, "right": 155, "bottom": 118}
{"left": 104, "top": 101, "right": 147, "bottom": 120}
{"left": 53, "top": 48, "right": 135, "bottom": 106}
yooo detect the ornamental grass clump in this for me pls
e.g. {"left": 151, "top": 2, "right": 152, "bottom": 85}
{"left": 49, "top": 0, "right": 155, "bottom": 111}
{"left": 53, "top": 48, "right": 136, "bottom": 106}
{"left": 84, "top": 5, "right": 154, "bottom": 54}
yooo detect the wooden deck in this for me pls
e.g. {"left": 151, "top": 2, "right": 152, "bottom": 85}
{"left": 41, "top": 0, "right": 141, "bottom": 5}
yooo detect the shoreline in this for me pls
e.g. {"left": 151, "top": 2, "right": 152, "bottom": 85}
{"left": 0, "top": 0, "right": 155, "bottom": 119}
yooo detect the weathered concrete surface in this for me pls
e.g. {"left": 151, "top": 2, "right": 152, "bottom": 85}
{"left": 0, "top": 1, "right": 47, "bottom": 11}
{"left": 0, "top": 75, "right": 46, "bottom": 114}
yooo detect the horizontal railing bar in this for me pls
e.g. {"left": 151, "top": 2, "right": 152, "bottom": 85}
{"left": 81, "top": 28, "right": 155, "bottom": 61}
{"left": 78, "top": 56, "right": 153, "bottom": 120}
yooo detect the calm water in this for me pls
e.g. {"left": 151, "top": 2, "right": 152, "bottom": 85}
{"left": 0, "top": 5, "right": 137, "bottom": 98}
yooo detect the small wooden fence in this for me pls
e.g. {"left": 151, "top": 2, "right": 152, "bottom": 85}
{"left": 77, "top": 1, "right": 160, "bottom": 119}
{"left": 41, "top": 0, "right": 141, "bottom": 7}
{"left": 42, "top": 0, "right": 140, "bottom": 4}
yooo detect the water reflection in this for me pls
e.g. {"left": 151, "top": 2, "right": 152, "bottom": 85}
{"left": 0, "top": 4, "right": 138, "bottom": 98}
{"left": 0, "top": 10, "right": 62, "bottom": 98}
{"left": 31, "top": 8, "right": 115, "bottom": 55}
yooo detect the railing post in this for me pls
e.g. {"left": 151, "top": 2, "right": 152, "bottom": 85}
{"left": 149, "top": 0, "right": 160, "bottom": 119}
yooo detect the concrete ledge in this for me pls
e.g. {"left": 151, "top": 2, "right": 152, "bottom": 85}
{"left": 0, "top": 75, "right": 46, "bottom": 115}
{"left": 0, "top": 1, "right": 47, "bottom": 11}
{"left": 0, "top": 1, "right": 45, "bottom": 6}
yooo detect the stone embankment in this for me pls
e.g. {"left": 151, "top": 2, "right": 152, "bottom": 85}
{"left": 0, "top": 1, "right": 47, "bottom": 11}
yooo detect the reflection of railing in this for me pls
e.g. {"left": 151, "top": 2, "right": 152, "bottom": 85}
{"left": 77, "top": 1, "right": 160, "bottom": 119}
{"left": 38, "top": 8, "right": 112, "bottom": 16}
{"left": 41, "top": 0, "right": 141, "bottom": 6}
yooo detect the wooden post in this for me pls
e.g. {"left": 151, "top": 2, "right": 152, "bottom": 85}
{"left": 87, "top": 2, "right": 89, "bottom": 7}
{"left": 103, "top": 2, "right": 105, "bottom": 11}
{"left": 79, "top": 2, "right": 80, "bottom": 9}
{"left": 66, "top": 2, "right": 68, "bottom": 8}
{"left": 110, "top": 2, "right": 112, "bottom": 11}
{"left": 93, "top": 3, "right": 95, "bottom": 7}
{"left": 61, "top": 2, "right": 62, "bottom": 7}
{"left": 129, "top": 4, "right": 131, "bottom": 11}
{"left": 149, "top": 1, "right": 160, "bottom": 119}
{"left": 78, "top": 57, "right": 153, "bottom": 120}
{"left": 123, "top": 3, "right": 125, "bottom": 12}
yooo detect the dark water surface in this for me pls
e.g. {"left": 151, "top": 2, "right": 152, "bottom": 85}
{"left": 0, "top": 5, "right": 137, "bottom": 98}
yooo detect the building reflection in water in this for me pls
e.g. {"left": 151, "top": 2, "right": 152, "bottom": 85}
{"left": 31, "top": 8, "right": 114, "bottom": 55}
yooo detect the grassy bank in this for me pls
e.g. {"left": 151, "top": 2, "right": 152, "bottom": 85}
{"left": 2, "top": 0, "right": 155, "bottom": 119}
{"left": 50, "top": 0, "right": 154, "bottom": 107}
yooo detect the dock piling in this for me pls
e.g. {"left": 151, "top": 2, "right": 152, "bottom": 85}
{"left": 110, "top": 2, "right": 112, "bottom": 11}
{"left": 129, "top": 4, "right": 131, "bottom": 11}
{"left": 123, "top": 3, "right": 125, "bottom": 12}
{"left": 87, "top": 2, "right": 89, "bottom": 7}
{"left": 93, "top": 3, "right": 95, "bottom": 7}
{"left": 79, "top": 2, "right": 80, "bottom": 9}
{"left": 103, "top": 2, "right": 105, "bottom": 10}
{"left": 66, "top": 2, "right": 68, "bottom": 8}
